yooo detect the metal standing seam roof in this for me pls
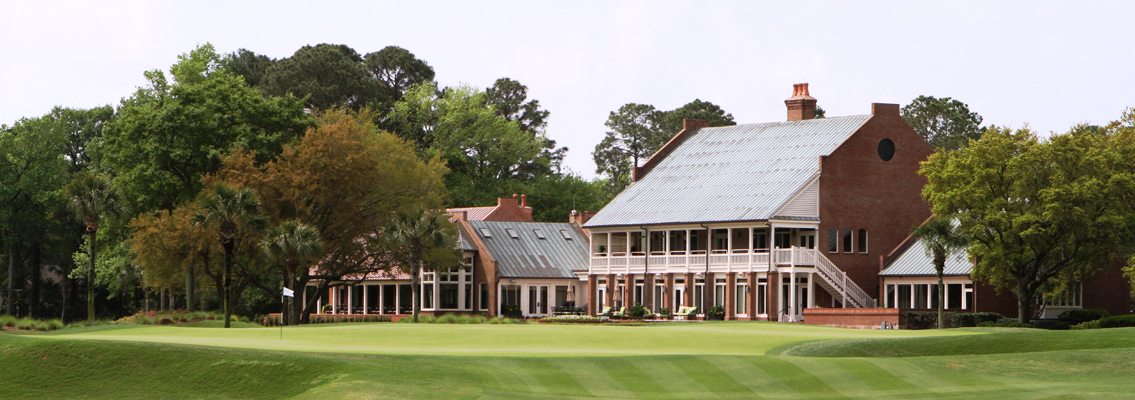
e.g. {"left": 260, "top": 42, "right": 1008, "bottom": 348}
{"left": 447, "top": 206, "right": 496, "bottom": 221}
{"left": 583, "top": 115, "right": 872, "bottom": 228}
{"left": 880, "top": 237, "right": 973, "bottom": 276}
{"left": 469, "top": 220, "right": 588, "bottom": 279}
{"left": 457, "top": 229, "right": 477, "bottom": 251}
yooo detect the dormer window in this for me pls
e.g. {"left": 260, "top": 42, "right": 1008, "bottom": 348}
{"left": 560, "top": 230, "right": 572, "bottom": 240}
{"left": 506, "top": 228, "right": 519, "bottom": 239}
{"left": 478, "top": 228, "right": 492, "bottom": 238}
{"left": 533, "top": 229, "right": 546, "bottom": 239}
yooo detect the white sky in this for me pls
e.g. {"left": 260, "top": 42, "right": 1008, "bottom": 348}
{"left": 3, "top": 1, "right": 1133, "bottom": 178}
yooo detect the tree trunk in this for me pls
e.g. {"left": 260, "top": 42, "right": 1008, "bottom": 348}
{"left": 1017, "top": 280, "right": 1032, "bottom": 324}
{"left": 185, "top": 264, "right": 195, "bottom": 312}
{"left": 87, "top": 230, "right": 96, "bottom": 322}
{"left": 412, "top": 264, "right": 420, "bottom": 323}
{"left": 937, "top": 268, "right": 945, "bottom": 329}
{"left": 7, "top": 241, "right": 16, "bottom": 316}
{"left": 30, "top": 243, "right": 40, "bottom": 318}
{"left": 160, "top": 288, "right": 166, "bottom": 311}
{"left": 222, "top": 240, "right": 234, "bottom": 328}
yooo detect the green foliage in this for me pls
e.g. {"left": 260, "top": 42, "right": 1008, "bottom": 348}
{"left": 262, "top": 44, "right": 376, "bottom": 110}
{"left": 1059, "top": 308, "right": 1111, "bottom": 324}
{"left": 390, "top": 82, "right": 558, "bottom": 207}
{"left": 366, "top": 46, "right": 436, "bottom": 115}
{"left": 540, "top": 315, "right": 603, "bottom": 323}
{"left": 592, "top": 100, "right": 735, "bottom": 196}
{"left": 948, "top": 312, "right": 1004, "bottom": 327}
{"left": 977, "top": 319, "right": 1031, "bottom": 328}
{"left": 383, "top": 207, "right": 462, "bottom": 323}
{"left": 1097, "top": 314, "right": 1135, "bottom": 328}
{"left": 1030, "top": 319, "right": 1071, "bottom": 330}
{"left": 1071, "top": 319, "right": 1102, "bottom": 330}
{"left": 628, "top": 303, "right": 647, "bottom": 318}
{"left": 921, "top": 123, "right": 1135, "bottom": 322}
{"left": 901, "top": 95, "right": 984, "bottom": 151}
{"left": 102, "top": 43, "right": 311, "bottom": 212}
{"left": 902, "top": 311, "right": 941, "bottom": 329}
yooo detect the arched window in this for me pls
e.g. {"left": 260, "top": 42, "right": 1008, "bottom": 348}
{"left": 828, "top": 228, "right": 838, "bottom": 252}
{"left": 843, "top": 228, "right": 852, "bottom": 253}
{"left": 858, "top": 229, "right": 868, "bottom": 253}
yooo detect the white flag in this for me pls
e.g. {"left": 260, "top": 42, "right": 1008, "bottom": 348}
{"left": 282, "top": 287, "right": 295, "bottom": 298}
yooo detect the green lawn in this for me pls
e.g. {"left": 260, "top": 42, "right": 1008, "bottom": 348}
{"left": 3, "top": 322, "right": 1134, "bottom": 399}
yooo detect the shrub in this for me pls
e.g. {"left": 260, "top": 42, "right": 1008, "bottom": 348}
{"left": 436, "top": 314, "right": 459, "bottom": 324}
{"left": 629, "top": 303, "right": 648, "bottom": 319}
{"left": 1097, "top": 314, "right": 1135, "bottom": 329}
{"left": 659, "top": 307, "right": 671, "bottom": 317}
{"left": 949, "top": 312, "right": 1004, "bottom": 328}
{"left": 1030, "top": 319, "right": 1070, "bottom": 330}
{"left": 1058, "top": 309, "right": 1110, "bottom": 324}
{"left": 15, "top": 317, "right": 35, "bottom": 330}
{"left": 978, "top": 319, "right": 1031, "bottom": 328}
{"left": 540, "top": 315, "right": 603, "bottom": 323}
{"left": 0, "top": 314, "right": 16, "bottom": 327}
{"left": 43, "top": 319, "right": 64, "bottom": 331}
{"left": 1071, "top": 320, "right": 1102, "bottom": 330}
{"left": 902, "top": 311, "right": 939, "bottom": 330}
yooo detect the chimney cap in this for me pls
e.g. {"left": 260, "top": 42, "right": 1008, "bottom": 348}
{"left": 786, "top": 83, "right": 816, "bottom": 101}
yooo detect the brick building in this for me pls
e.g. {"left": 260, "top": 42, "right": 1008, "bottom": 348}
{"left": 581, "top": 83, "right": 934, "bottom": 321}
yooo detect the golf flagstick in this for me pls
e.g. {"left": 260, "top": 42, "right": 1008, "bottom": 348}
{"left": 282, "top": 287, "right": 295, "bottom": 339}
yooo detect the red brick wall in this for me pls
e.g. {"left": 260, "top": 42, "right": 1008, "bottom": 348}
{"left": 975, "top": 261, "right": 1133, "bottom": 318}
{"left": 803, "top": 308, "right": 899, "bottom": 329}
{"left": 819, "top": 103, "right": 934, "bottom": 303}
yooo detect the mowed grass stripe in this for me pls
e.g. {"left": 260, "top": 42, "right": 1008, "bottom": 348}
{"left": 825, "top": 358, "right": 924, "bottom": 396}
{"left": 597, "top": 357, "right": 670, "bottom": 398}
{"left": 512, "top": 358, "right": 594, "bottom": 398}
{"left": 670, "top": 356, "right": 758, "bottom": 397}
{"left": 747, "top": 356, "right": 841, "bottom": 397}
{"left": 704, "top": 356, "right": 782, "bottom": 396}
{"left": 556, "top": 358, "right": 636, "bottom": 398}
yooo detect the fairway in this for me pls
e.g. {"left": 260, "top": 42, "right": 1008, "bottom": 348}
{"left": 4, "top": 323, "right": 1135, "bottom": 399}
{"left": 45, "top": 321, "right": 968, "bottom": 357}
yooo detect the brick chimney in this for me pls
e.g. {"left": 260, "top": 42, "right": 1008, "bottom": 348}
{"left": 785, "top": 83, "right": 818, "bottom": 121}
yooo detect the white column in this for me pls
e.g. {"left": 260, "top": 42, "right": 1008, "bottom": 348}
{"left": 394, "top": 284, "right": 400, "bottom": 314}
{"left": 497, "top": 284, "right": 503, "bottom": 315}
{"left": 789, "top": 271, "right": 797, "bottom": 322}
{"left": 363, "top": 285, "right": 369, "bottom": 315}
{"left": 347, "top": 285, "right": 353, "bottom": 314}
{"left": 807, "top": 273, "right": 815, "bottom": 309}
{"left": 378, "top": 285, "right": 384, "bottom": 315}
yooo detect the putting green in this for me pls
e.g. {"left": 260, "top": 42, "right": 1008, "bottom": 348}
{"left": 45, "top": 321, "right": 971, "bottom": 357}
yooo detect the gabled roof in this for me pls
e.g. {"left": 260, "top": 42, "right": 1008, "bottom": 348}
{"left": 584, "top": 115, "right": 871, "bottom": 227}
{"left": 448, "top": 206, "right": 496, "bottom": 221}
{"left": 469, "top": 220, "right": 588, "bottom": 279}
{"left": 880, "top": 237, "right": 972, "bottom": 277}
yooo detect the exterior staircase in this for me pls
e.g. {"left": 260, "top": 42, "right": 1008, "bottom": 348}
{"left": 810, "top": 249, "right": 876, "bottom": 308}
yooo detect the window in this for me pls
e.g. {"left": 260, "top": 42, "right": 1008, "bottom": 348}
{"left": 753, "top": 229, "right": 768, "bottom": 251}
{"left": 533, "top": 229, "right": 545, "bottom": 239}
{"left": 828, "top": 228, "right": 838, "bottom": 252}
{"left": 440, "top": 282, "right": 458, "bottom": 309}
{"left": 560, "top": 229, "right": 572, "bottom": 240}
{"left": 948, "top": 283, "right": 963, "bottom": 309}
{"left": 506, "top": 228, "right": 519, "bottom": 239}
{"left": 694, "top": 281, "right": 705, "bottom": 311}
{"left": 736, "top": 283, "right": 748, "bottom": 315}
{"left": 878, "top": 139, "right": 895, "bottom": 161}
{"left": 858, "top": 229, "right": 868, "bottom": 253}
{"left": 914, "top": 284, "right": 928, "bottom": 309}
{"left": 479, "top": 282, "right": 489, "bottom": 310}
{"left": 757, "top": 283, "right": 767, "bottom": 314}
{"left": 479, "top": 228, "right": 492, "bottom": 238}
{"left": 423, "top": 284, "right": 434, "bottom": 309}
{"left": 1047, "top": 281, "right": 1083, "bottom": 307}
{"left": 714, "top": 279, "right": 726, "bottom": 307}
{"left": 843, "top": 228, "right": 852, "bottom": 253}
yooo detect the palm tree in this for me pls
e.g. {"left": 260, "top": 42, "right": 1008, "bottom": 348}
{"left": 383, "top": 208, "right": 459, "bottom": 323}
{"left": 192, "top": 183, "right": 267, "bottom": 328}
{"left": 64, "top": 173, "right": 127, "bottom": 322}
{"left": 261, "top": 221, "right": 322, "bottom": 326}
{"left": 911, "top": 217, "right": 968, "bottom": 329}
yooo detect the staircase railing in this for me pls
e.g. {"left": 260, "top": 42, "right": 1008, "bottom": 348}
{"left": 809, "top": 249, "right": 877, "bottom": 308}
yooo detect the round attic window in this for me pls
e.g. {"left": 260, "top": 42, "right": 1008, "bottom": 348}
{"left": 877, "top": 139, "right": 895, "bottom": 161}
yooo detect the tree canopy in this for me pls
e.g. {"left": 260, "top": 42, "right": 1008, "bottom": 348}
{"left": 102, "top": 43, "right": 311, "bottom": 213}
{"left": 902, "top": 95, "right": 984, "bottom": 151}
{"left": 920, "top": 122, "right": 1135, "bottom": 322}
{"left": 592, "top": 99, "right": 735, "bottom": 196}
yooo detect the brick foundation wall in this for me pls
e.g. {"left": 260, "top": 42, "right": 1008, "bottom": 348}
{"left": 803, "top": 308, "right": 900, "bottom": 329}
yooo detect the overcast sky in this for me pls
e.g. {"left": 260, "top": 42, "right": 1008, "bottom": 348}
{"left": 3, "top": 1, "right": 1133, "bottom": 178}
